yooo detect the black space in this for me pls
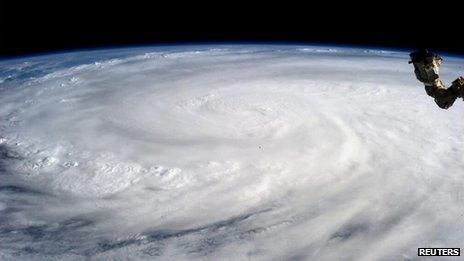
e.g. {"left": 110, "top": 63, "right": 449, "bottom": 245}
{"left": 2, "top": 3, "right": 463, "bottom": 59}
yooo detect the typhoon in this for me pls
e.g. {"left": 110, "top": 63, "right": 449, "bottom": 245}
{"left": 0, "top": 45, "right": 463, "bottom": 260}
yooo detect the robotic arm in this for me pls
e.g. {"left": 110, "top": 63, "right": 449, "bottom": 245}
{"left": 409, "top": 49, "right": 464, "bottom": 109}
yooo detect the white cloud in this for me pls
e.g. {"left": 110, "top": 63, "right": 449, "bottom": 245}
{"left": 0, "top": 46, "right": 463, "bottom": 260}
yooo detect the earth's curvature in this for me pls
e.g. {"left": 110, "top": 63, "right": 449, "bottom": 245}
{"left": 0, "top": 45, "right": 463, "bottom": 260}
